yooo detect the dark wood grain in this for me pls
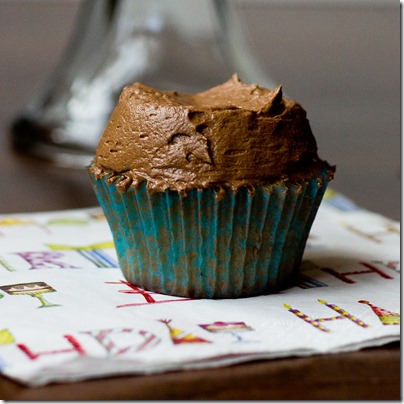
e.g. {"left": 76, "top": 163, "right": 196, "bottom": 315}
{"left": 0, "top": 1, "right": 400, "bottom": 400}
{"left": 0, "top": 343, "right": 400, "bottom": 400}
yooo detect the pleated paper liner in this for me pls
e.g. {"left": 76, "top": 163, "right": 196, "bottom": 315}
{"left": 90, "top": 168, "right": 332, "bottom": 298}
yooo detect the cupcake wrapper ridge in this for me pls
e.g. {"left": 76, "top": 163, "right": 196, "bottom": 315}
{"left": 90, "top": 168, "right": 332, "bottom": 298}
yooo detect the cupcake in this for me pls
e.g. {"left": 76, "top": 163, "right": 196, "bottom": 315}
{"left": 88, "top": 74, "right": 335, "bottom": 298}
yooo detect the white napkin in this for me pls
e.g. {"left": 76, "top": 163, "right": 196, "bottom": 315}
{"left": 0, "top": 190, "right": 399, "bottom": 386}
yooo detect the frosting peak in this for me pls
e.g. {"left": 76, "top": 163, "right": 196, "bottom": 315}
{"left": 91, "top": 75, "right": 331, "bottom": 194}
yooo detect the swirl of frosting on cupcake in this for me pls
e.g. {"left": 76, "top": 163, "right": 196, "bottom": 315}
{"left": 91, "top": 74, "right": 334, "bottom": 194}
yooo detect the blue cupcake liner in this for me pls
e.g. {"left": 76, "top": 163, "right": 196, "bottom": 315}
{"left": 89, "top": 168, "right": 332, "bottom": 298}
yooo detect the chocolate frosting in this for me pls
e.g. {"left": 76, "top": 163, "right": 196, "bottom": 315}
{"left": 91, "top": 75, "right": 334, "bottom": 194}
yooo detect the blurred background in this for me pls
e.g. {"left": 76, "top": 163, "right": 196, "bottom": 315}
{"left": 0, "top": 0, "right": 400, "bottom": 220}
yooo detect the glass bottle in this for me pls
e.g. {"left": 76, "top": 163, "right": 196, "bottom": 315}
{"left": 10, "top": 0, "right": 274, "bottom": 168}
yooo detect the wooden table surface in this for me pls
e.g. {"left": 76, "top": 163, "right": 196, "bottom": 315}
{"left": 0, "top": 0, "right": 400, "bottom": 400}
{"left": 0, "top": 342, "right": 399, "bottom": 400}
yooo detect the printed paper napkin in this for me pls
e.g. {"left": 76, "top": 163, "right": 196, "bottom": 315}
{"left": 0, "top": 190, "right": 399, "bottom": 386}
